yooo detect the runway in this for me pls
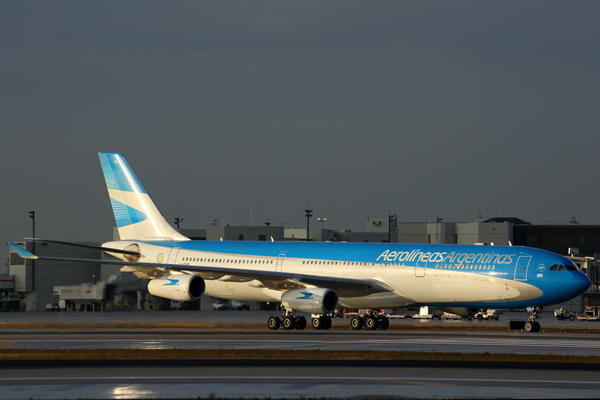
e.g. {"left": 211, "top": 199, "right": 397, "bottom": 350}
{"left": 0, "top": 361, "right": 598, "bottom": 399}
{"left": 2, "top": 330, "right": 600, "bottom": 356}
{"left": 0, "top": 311, "right": 598, "bottom": 399}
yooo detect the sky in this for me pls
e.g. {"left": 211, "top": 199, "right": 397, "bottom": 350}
{"left": 1, "top": 1, "right": 600, "bottom": 260}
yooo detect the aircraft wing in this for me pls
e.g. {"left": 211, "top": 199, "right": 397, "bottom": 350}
{"left": 7, "top": 242, "right": 391, "bottom": 297}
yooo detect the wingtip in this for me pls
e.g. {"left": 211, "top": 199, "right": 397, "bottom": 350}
{"left": 6, "top": 242, "right": 38, "bottom": 259}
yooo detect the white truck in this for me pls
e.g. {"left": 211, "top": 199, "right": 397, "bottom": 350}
{"left": 554, "top": 309, "right": 576, "bottom": 321}
{"left": 472, "top": 309, "right": 499, "bottom": 321}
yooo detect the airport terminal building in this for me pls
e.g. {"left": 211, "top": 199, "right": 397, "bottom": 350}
{"left": 6, "top": 216, "right": 600, "bottom": 312}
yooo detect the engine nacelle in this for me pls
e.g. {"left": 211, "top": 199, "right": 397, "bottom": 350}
{"left": 433, "top": 307, "right": 480, "bottom": 317}
{"left": 281, "top": 288, "right": 338, "bottom": 314}
{"left": 147, "top": 274, "right": 205, "bottom": 302}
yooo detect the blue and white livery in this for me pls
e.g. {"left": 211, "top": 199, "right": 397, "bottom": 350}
{"left": 7, "top": 152, "right": 591, "bottom": 332}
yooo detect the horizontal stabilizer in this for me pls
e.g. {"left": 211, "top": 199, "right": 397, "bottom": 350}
{"left": 6, "top": 242, "right": 38, "bottom": 259}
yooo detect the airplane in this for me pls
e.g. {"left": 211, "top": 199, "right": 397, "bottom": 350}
{"left": 7, "top": 152, "right": 591, "bottom": 332}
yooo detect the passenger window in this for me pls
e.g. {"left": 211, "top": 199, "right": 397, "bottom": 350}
{"left": 558, "top": 265, "right": 565, "bottom": 271}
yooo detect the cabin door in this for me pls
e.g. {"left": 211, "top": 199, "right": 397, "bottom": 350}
{"left": 415, "top": 258, "right": 426, "bottom": 277}
{"left": 514, "top": 256, "right": 531, "bottom": 281}
{"left": 167, "top": 248, "right": 181, "bottom": 264}
{"left": 275, "top": 254, "right": 286, "bottom": 272}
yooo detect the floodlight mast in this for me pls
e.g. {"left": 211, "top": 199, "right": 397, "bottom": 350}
{"left": 305, "top": 208, "right": 313, "bottom": 241}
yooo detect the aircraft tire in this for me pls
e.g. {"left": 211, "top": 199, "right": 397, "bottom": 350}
{"left": 569, "top": 315, "right": 576, "bottom": 321}
{"left": 533, "top": 321, "right": 541, "bottom": 332}
{"left": 377, "top": 316, "right": 389, "bottom": 330}
{"left": 524, "top": 321, "right": 534, "bottom": 332}
{"left": 323, "top": 316, "right": 332, "bottom": 330}
{"left": 350, "top": 315, "right": 363, "bottom": 330}
{"left": 282, "top": 315, "right": 296, "bottom": 330}
{"left": 295, "top": 316, "right": 307, "bottom": 330}
{"left": 312, "top": 317, "right": 323, "bottom": 330}
{"left": 268, "top": 315, "right": 281, "bottom": 330}
{"left": 365, "top": 315, "right": 377, "bottom": 330}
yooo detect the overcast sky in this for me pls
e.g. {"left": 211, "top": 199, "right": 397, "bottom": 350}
{"left": 2, "top": 1, "right": 600, "bottom": 258}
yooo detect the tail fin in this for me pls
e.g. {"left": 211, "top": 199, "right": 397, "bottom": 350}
{"left": 99, "top": 153, "right": 189, "bottom": 241}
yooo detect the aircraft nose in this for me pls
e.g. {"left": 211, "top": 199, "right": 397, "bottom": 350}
{"left": 572, "top": 272, "right": 591, "bottom": 296}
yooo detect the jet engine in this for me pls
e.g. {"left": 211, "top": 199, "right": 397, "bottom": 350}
{"left": 147, "top": 274, "right": 205, "bottom": 302}
{"left": 281, "top": 288, "right": 338, "bottom": 314}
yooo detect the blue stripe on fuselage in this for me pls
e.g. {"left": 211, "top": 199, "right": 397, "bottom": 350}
{"left": 140, "top": 241, "right": 554, "bottom": 266}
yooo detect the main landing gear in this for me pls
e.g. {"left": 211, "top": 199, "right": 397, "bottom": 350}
{"left": 311, "top": 314, "right": 332, "bottom": 330}
{"left": 267, "top": 311, "right": 333, "bottom": 330}
{"left": 349, "top": 312, "right": 390, "bottom": 331}
{"left": 267, "top": 311, "right": 307, "bottom": 330}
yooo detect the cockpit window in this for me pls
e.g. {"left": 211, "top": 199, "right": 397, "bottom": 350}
{"left": 558, "top": 265, "right": 565, "bottom": 271}
{"left": 550, "top": 265, "right": 558, "bottom": 271}
{"left": 565, "top": 264, "right": 577, "bottom": 271}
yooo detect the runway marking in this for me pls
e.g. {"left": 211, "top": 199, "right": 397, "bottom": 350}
{"left": 375, "top": 378, "right": 582, "bottom": 398}
{"left": 10, "top": 338, "right": 600, "bottom": 349}
{"left": 0, "top": 376, "right": 599, "bottom": 385}
{"left": 0, "top": 341, "right": 18, "bottom": 348}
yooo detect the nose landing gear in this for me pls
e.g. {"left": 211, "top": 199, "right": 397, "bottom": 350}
{"left": 510, "top": 306, "right": 542, "bottom": 333}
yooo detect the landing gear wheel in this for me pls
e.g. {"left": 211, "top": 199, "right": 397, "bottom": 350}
{"left": 295, "top": 316, "right": 307, "bottom": 330}
{"left": 350, "top": 315, "right": 363, "bottom": 330}
{"left": 533, "top": 321, "right": 541, "bottom": 332}
{"left": 323, "top": 316, "right": 332, "bottom": 330}
{"left": 524, "top": 321, "right": 534, "bottom": 332}
{"left": 569, "top": 315, "right": 576, "bottom": 321}
{"left": 268, "top": 315, "right": 280, "bottom": 330}
{"left": 377, "top": 316, "right": 390, "bottom": 330}
{"left": 365, "top": 315, "right": 377, "bottom": 330}
{"left": 312, "top": 317, "right": 323, "bottom": 330}
{"left": 282, "top": 315, "right": 295, "bottom": 330}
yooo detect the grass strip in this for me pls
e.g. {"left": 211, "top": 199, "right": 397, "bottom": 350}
{"left": 0, "top": 321, "right": 599, "bottom": 333}
{"left": 0, "top": 348, "right": 598, "bottom": 363}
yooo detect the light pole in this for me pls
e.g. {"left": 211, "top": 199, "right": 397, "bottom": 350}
{"left": 174, "top": 214, "right": 183, "bottom": 230}
{"left": 318, "top": 217, "right": 327, "bottom": 230}
{"left": 29, "top": 211, "right": 35, "bottom": 291}
{"left": 388, "top": 212, "right": 397, "bottom": 243}
{"left": 304, "top": 208, "right": 313, "bottom": 241}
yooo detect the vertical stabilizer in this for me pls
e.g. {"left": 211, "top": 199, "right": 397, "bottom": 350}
{"left": 99, "top": 153, "right": 189, "bottom": 241}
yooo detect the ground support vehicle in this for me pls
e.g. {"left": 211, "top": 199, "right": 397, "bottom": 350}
{"left": 213, "top": 301, "right": 230, "bottom": 311}
{"left": 441, "top": 312, "right": 462, "bottom": 320}
{"left": 576, "top": 306, "right": 600, "bottom": 321}
{"left": 554, "top": 309, "right": 576, "bottom": 321}
{"left": 472, "top": 309, "right": 499, "bottom": 321}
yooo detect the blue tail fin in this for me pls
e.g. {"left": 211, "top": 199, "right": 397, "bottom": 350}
{"left": 99, "top": 153, "right": 189, "bottom": 241}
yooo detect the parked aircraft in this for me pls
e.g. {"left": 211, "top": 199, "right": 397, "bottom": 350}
{"left": 7, "top": 152, "right": 591, "bottom": 332}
